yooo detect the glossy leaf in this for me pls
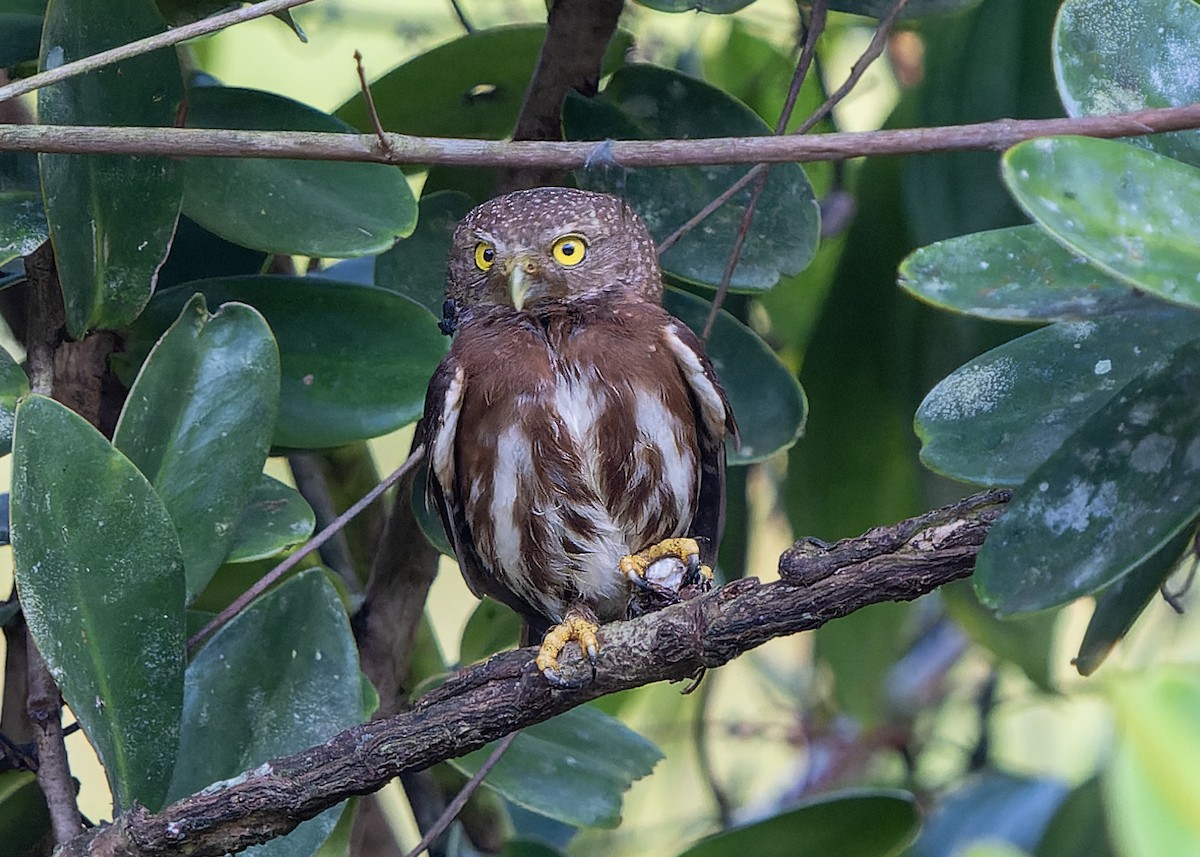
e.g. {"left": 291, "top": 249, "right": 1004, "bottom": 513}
{"left": 1075, "top": 522, "right": 1195, "bottom": 676}
{"left": 38, "top": 0, "right": 184, "bottom": 337}
{"left": 168, "top": 569, "right": 363, "bottom": 857}
{"left": 336, "top": 26, "right": 631, "bottom": 139}
{"left": 909, "top": 772, "right": 1067, "bottom": 857}
{"left": 916, "top": 308, "right": 1200, "bottom": 486}
{"left": 565, "top": 65, "right": 819, "bottom": 291}
{"left": 899, "top": 225, "right": 1150, "bottom": 322}
{"left": 12, "top": 395, "right": 185, "bottom": 811}
{"left": 680, "top": 790, "right": 918, "bottom": 857}
{"left": 0, "top": 191, "right": 47, "bottom": 266}
{"left": 1107, "top": 667, "right": 1200, "bottom": 854}
{"left": 828, "top": 0, "right": 981, "bottom": 16}
{"left": 375, "top": 190, "right": 473, "bottom": 319}
{"left": 665, "top": 288, "right": 806, "bottom": 464}
{"left": 183, "top": 86, "right": 416, "bottom": 257}
{"left": 119, "top": 277, "right": 448, "bottom": 449}
{"left": 1034, "top": 777, "right": 1114, "bottom": 857}
{"left": 225, "top": 474, "right": 315, "bottom": 564}
{"left": 0, "top": 343, "right": 29, "bottom": 455}
{"left": 452, "top": 706, "right": 662, "bottom": 829}
{"left": 114, "top": 294, "right": 280, "bottom": 599}
{"left": 0, "top": 771, "right": 50, "bottom": 857}
{"left": 458, "top": 598, "right": 521, "bottom": 666}
{"left": 633, "top": 0, "right": 756, "bottom": 11}
{"left": 977, "top": 336, "right": 1200, "bottom": 614}
{"left": 1003, "top": 137, "right": 1200, "bottom": 309}
{"left": 1055, "top": 0, "right": 1200, "bottom": 167}
{"left": 157, "top": 214, "right": 268, "bottom": 290}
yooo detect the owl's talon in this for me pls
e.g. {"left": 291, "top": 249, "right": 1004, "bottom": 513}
{"left": 620, "top": 538, "right": 703, "bottom": 586}
{"left": 536, "top": 610, "right": 600, "bottom": 687}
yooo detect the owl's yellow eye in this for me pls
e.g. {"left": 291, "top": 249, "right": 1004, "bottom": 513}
{"left": 551, "top": 234, "right": 588, "bottom": 267}
{"left": 474, "top": 242, "right": 496, "bottom": 271}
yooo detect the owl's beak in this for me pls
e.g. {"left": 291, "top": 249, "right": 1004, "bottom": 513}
{"left": 504, "top": 255, "right": 542, "bottom": 311}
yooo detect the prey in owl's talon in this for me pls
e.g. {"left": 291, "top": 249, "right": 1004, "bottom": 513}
{"left": 536, "top": 610, "right": 600, "bottom": 687}
{"left": 620, "top": 537, "right": 703, "bottom": 586}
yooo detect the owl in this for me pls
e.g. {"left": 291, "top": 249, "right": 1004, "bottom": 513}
{"left": 421, "top": 187, "right": 738, "bottom": 686}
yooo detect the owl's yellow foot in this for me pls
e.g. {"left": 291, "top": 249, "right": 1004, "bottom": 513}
{"left": 621, "top": 538, "right": 712, "bottom": 593}
{"left": 536, "top": 608, "right": 600, "bottom": 688}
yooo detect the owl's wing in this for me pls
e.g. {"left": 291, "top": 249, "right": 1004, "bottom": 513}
{"left": 662, "top": 321, "right": 740, "bottom": 567}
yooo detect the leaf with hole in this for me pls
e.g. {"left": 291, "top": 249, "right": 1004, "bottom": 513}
{"left": 12, "top": 395, "right": 185, "bottom": 811}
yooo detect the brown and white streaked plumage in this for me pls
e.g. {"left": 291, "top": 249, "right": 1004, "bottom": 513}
{"left": 421, "top": 187, "right": 737, "bottom": 684}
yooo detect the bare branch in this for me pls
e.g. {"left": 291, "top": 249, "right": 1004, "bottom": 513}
{"left": 0, "top": 0, "right": 317, "bottom": 106}
{"left": 58, "top": 490, "right": 1009, "bottom": 857}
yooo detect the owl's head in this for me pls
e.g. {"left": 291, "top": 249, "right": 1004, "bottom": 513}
{"left": 446, "top": 187, "right": 662, "bottom": 313}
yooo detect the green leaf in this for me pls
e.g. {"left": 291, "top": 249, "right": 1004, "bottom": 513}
{"left": 680, "top": 790, "right": 919, "bottom": 857}
{"left": 565, "top": 65, "right": 819, "bottom": 291}
{"left": 899, "top": 225, "right": 1149, "bottom": 322}
{"left": 336, "top": 26, "right": 631, "bottom": 139}
{"left": 633, "top": 0, "right": 755, "bottom": 12}
{"left": 0, "top": 344, "right": 29, "bottom": 455}
{"left": 226, "top": 473, "right": 315, "bottom": 564}
{"left": 1003, "top": 137, "right": 1200, "bottom": 309}
{"left": 1075, "top": 522, "right": 1195, "bottom": 676}
{"left": 375, "top": 190, "right": 473, "bottom": 318}
{"left": 411, "top": 458, "right": 453, "bottom": 557}
{"left": 941, "top": 581, "right": 1056, "bottom": 691}
{"left": 458, "top": 598, "right": 521, "bottom": 666}
{"left": 0, "top": 191, "right": 47, "bottom": 266}
{"left": 1055, "top": 0, "right": 1200, "bottom": 167}
{"left": 114, "top": 294, "right": 280, "bottom": 599}
{"left": 664, "top": 288, "right": 806, "bottom": 464}
{"left": 37, "top": 0, "right": 184, "bottom": 337}
{"left": 119, "top": 277, "right": 448, "bottom": 449}
{"left": 182, "top": 85, "right": 416, "bottom": 257}
{"left": 1106, "top": 667, "right": 1200, "bottom": 854}
{"left": 11, "top": 395, "right": 185, "bottom": 811}
{"left": 1034, "top": 777, "right": 1114, "bottom": 857}
{"left": 0, "top": 771, "right": 50, "bottom": 857}
{"left": 168, "top": 569, "right": 363, "bottom": 857}
{"left": 0, "top": 0, "right": 46, "bottom": 68}
{"left": 157, "top": 214, "right": 268, "bottom": 290}
{"left": 828, "top": 0, "right": 981, "bottom": 16}
{"left": 916, "top": 308, "right": 1200, "bottom": 486}
{"left": 451, "top": 706, "right": 662, "bottom": 829}
{"left": 908, "top": 772, "right": 1068, "bottom": 857}
{"left": 976, "top": 336, "right": 1200, "bottom": 614}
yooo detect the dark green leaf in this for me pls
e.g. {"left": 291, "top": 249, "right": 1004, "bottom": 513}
{"left": 459, "top": 598, "right": 521, "bottom": 666}
{"left": 680, "top": 790, "right": 918, "bottom": 857}
{"left": 565, "top": 65, "right": 819, "bottom": 291}
{"left": 226, "top": 473, "right": 315, "bottom": 564}
{"left": 168, "top": 569, "right": 363, "bottom": 857}
{"left": 118, "top": 277, "right": 448, "bottom": 449}
{"left": 664, "top": 288, "right": 806, "bottom": 464}
{"left": 941, "top": 581, "right": 1056, "bottom": 691}
{"left": 182, "top": 85, "right": 416, "bottom": 257}
{"left": 0, "top": 0, "right": 46, "bottom": 68}
{"left": 37, "top": 0, "right": 184, "bottom": 337}
{"left": 336, "top": 26, "right": 631, "bottom": 139}
{"left": 0, "top": 191, "right": 46, "bottom": 266}
{"left": 412, "top": 458, "right": 454, "bottom": 557}
{"left": 1075, "top": 522, "right": 1195, "bottom": 676}
{"left": 157, "top": 214, "right": 268, "bottom": 290}
{"left": 1003, "top": 137, "right": 1200, "bottom": 309}
{"left": 0, "top": 343, "right": 29, "bottom": 455}
{"left": 114, "top": 294, "right": 279, "bottom": 598}
{"left": 977, "top": 336, "right": 1200, "bottom": 614}
{"left": 908, "top": 772, "right": 1067, "bottom": 857}
{"left": 1034, "top": 777, "right": 1114, "bottom": 857}
{"left": 916, "top": 308, "right": 1200, "bottom": 486}
{"left": 899, "top": 225, "right": 1149, "bottom": 322}
{"left": 375, "top": 190, "right": 473, "bottom": 318}
{"left": 0, "top": 771, "right": 51, "bottom": 857}
{"left": 451, "top": 706, "right": 662, "bottom": 829}
{"left": 12, "top": 395, "right": 185, "bottom": 811}
{"left": 633, "top": 0, "right": 756, "bottom": 12}
{"left": 828, "top": 0, "right": 981, "bottom": 15}
{"left": 1055, "top": 0, "right": 1200, "bottom": 167}
{"left": 500, "top": 842, "right": 568, "bottom": 857}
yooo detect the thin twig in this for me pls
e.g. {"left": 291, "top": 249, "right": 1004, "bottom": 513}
{"left": 402, "top": 732, "right": 520, "bottom": 857}
{"left": 0, "top": 0, "right": 317, "bottom": 105}
{"left": 447, "top": 0, "right": 475, "bottom": 33}
{"left": 188, "top": 444, "right": 426, "bottom": 651}
{"left": 353, "top": 50, "right": 391, "bottom": 153}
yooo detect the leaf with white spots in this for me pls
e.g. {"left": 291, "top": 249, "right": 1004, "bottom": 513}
{"left": 976, "top": 336, "right": 1200, "bottom": 614}
{"left": 451, "top": 704, "right": 662, "bottom": 829}
{"left": 1002, "top": 137, "right": 1200, "bottom": 309}
{"left": 916, "top": 307, "right": 1200, "bottom": 486}
{"left": 1055, "top": 0, "right": 1200, "bottom": 167}
{"left": 899, "top": 225, "right": 1150, "bottom": 322}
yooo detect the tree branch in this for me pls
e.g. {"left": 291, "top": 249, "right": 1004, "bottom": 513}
{"left": 58, "top": 489, "right": 1009, "bottom": 857}
{"left": 1, "top": 102, "right": 1195, "bottom": 167}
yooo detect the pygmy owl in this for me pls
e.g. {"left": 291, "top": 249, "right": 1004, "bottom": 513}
{"left": 422, "top": 187, "right": 737, "bottom": 685}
